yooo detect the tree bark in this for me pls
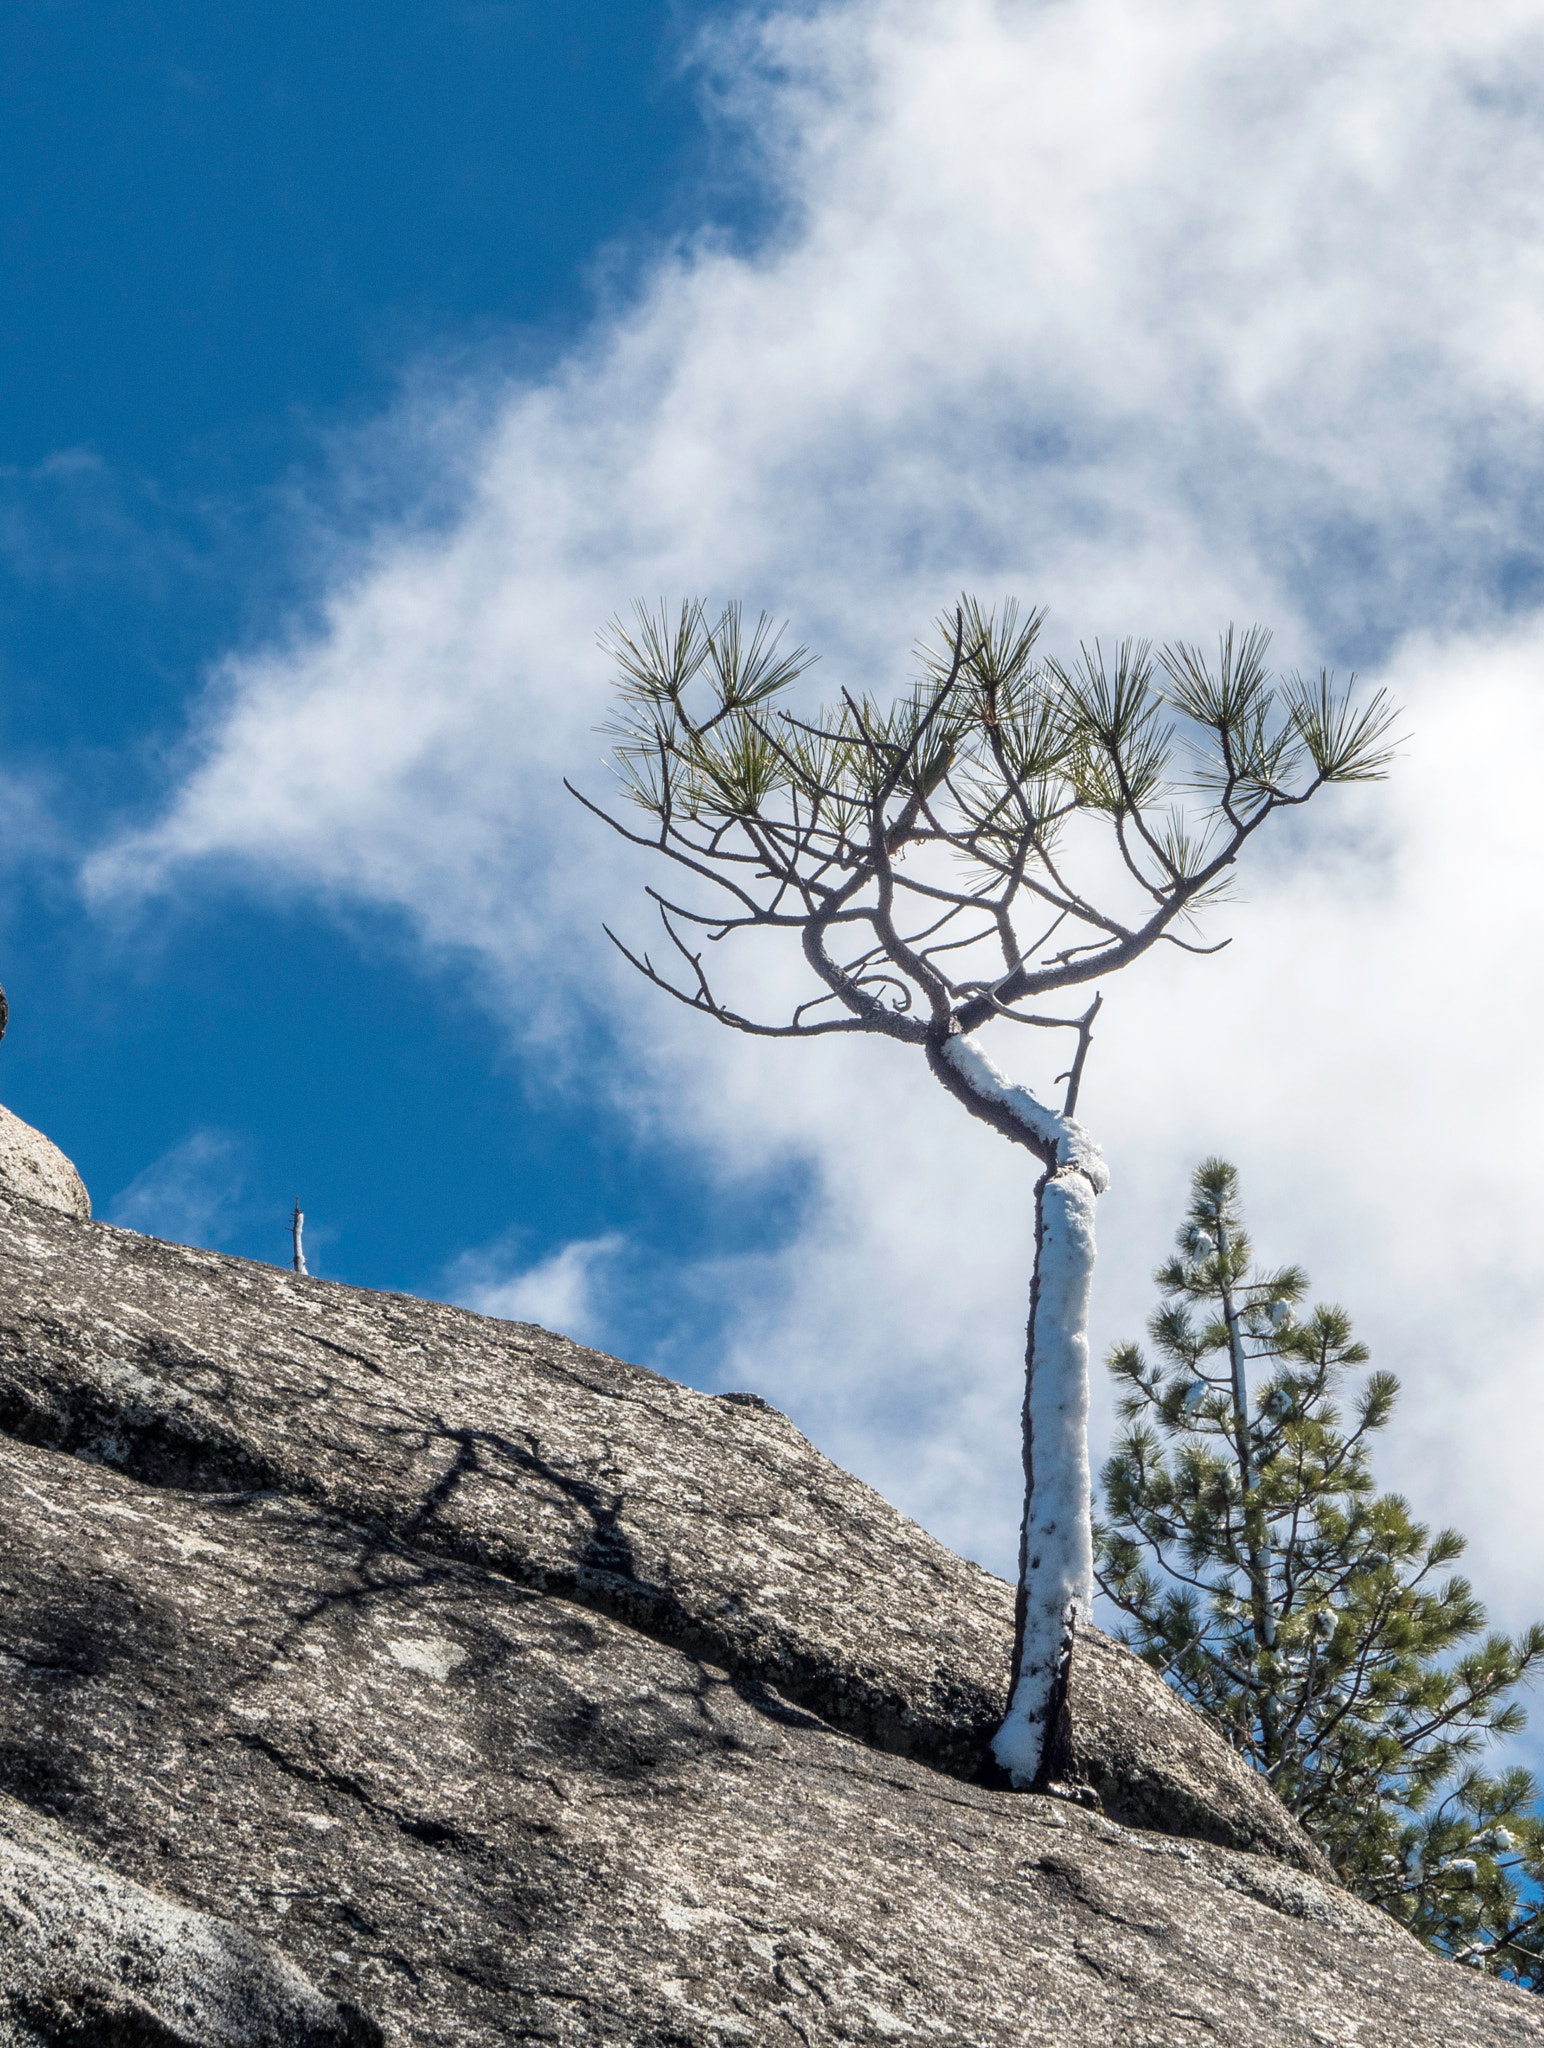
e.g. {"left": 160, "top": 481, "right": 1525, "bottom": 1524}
{"left": 924, "top": 1029, "right": 1106, "bottom": 1791}
{"left": 1215, "top": 1214, "right": 1279, "bottom": 1761}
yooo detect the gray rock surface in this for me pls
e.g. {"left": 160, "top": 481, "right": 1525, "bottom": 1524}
{"left": 0, "top": 1193, "right": 1316, "bottom": 1867}
{"left": 0, "top": 1790, "right": 379, "bottom": 2047}
{"left": 0, "top": 1182, "right": 1536, "bottom": 2044}
{"left": 0, "top": 1108, "right": 89, "bottom": 1223}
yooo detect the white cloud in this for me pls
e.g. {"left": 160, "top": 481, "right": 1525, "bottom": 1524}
{"left": 449, "top": 1232, "right": 627, "bottom": 1346}
{"left": 107, "top": 1128, "right": 250, "bottom": 1249}
{"left": 83, "top": 0, "right": 1544, "bottom": 1650}
{"left": 697, "top": 620, "right": 1544, "bottom": 1622}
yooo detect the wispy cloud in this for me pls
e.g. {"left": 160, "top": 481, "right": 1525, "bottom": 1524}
{"left": 106, "top": 1128, "right": 251, "bottom": 1249}
{"left": 448, "top": 1231, "right": 627, "bottom": 1346}
{"left": 80, "top": 0, "right": 1544, "bottom": 1630}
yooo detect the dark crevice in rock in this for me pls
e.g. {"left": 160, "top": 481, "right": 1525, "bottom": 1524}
{"left": 227, "top": 1731, "right": 380, "bottom": 1812}
{"left": 0, "top": 1366, "right": 1001, "bottom": 1791}
{"left": 0, "top": 1381, "right": 297, "bottom": 1504}
{"left": 227, "top": 1730, "right": 480, "bottom": 1857}
{"left": 1031, "top": 1854, "right": 1173, "bottom": 1937}
{"left": 289, "top": 1329, "right": 388, "bottom": 1377}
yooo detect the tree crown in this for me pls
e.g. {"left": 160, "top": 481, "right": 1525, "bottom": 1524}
{"left": 576, "top": 601, "right": 1398, "bottom": 1121}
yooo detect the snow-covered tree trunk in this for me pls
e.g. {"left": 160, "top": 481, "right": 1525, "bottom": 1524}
{"left": 994, "top": 1159, "right": 1101, "bottom": 1785}
{"left": 935, "top": 1033, "right": 1108, "bottom": 1789}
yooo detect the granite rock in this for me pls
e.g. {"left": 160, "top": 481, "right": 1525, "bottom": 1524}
{"left": 0, "top": 1193, "right": 1317, "bottom": 1867}
{"left": 0, "top": 1786, "right": 379, "bottom": 2047}
{"left": 0, "top": 1184, "right": 1537, "bottom": 2044}
{"left": 0, "top": 1109, "right": 89, "bottom": 1224}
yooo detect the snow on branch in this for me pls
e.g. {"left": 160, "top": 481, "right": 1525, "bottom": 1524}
{"left": 942, "top": 1033, "right": 1110, "bottom": 1192}
{"left": 580, "top": 591, "right": 1398, "bottom": 1795}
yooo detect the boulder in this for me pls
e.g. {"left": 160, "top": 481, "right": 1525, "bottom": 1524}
{"left": 0, "top": 1192, "right": 1317, "bottom": 1866}
{"left": 0, "top": 1184, "right": 1537, "bottom": 2044}
{"left": 0, "top": 1108, "right": 89, "bottom": 1223}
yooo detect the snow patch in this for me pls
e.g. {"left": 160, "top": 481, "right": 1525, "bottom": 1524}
{"left": 386, "top": 1636, "right": 468, "bottom": 1682}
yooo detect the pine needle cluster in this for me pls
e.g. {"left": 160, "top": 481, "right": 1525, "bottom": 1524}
{"left": 578, "top": 599, "right": 1397, "bottom": 1050}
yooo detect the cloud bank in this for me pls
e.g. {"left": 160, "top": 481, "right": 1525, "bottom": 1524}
{"left": 86, "top": 0, "right": 1544, "bottom": 1631}
{"left": 450, "top": 1232, "right": 627, "bottom": 1347}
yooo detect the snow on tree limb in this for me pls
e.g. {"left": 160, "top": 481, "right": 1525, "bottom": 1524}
{"left": 581, "top": 592, "right": 1398, "bottom": 1795}
{"left": 941, "top": 1032, "right": 1110, "bottom": 1192}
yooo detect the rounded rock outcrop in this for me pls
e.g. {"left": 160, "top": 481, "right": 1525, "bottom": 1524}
{"left": 0, "top": 1102, "right": 90, "bottom": 1221}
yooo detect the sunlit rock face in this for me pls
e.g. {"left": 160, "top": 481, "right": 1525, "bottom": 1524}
{"left": 0, "top": 1173, "right": 1537, "bottom": 2047}
{"left": 0, "top": 1792, "right": 380, "bottom": 2048}
{"left": 0, "top": 1104, "right": 89, "bottom": 1222}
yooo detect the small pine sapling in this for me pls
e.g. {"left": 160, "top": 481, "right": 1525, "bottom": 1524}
{"left": 577, "top": 599, "right": 1396, "bottom": 1789}
{"left": 1097, "top": 1159, "right": 1544, "bottom": 1967}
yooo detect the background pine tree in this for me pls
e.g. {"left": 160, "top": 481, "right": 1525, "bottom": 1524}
{"left": 1096, "top": 1158, "right": 1544, "bottom": 1975}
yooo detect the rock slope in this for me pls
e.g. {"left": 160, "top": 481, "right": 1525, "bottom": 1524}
{"left": 1, "top": 1789, "right": 378, "bottom": 2047}
{"left": 0, "top": 1106, "right": 89, "bottom": 1223}
{"left": 0, "top": 1193, "right": 1316, "bottom": 1865}
{"left": 0, "top": 1180, "right": 1537, "bottom": 2045}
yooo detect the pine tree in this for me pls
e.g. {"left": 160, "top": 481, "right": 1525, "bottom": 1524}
{"left": 1095, "top": 1158, "right": 1544, "bottom": 1973}
{"left": 580, "top": 602, "right": 1395, "bottom": 1789}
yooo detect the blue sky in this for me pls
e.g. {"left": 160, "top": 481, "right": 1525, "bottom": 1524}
{"left": 5, "top": 0, "right": 1544, "bottom": 1653}
{"left": 0, "top": 0, "right": 781, "bottom": 1332}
